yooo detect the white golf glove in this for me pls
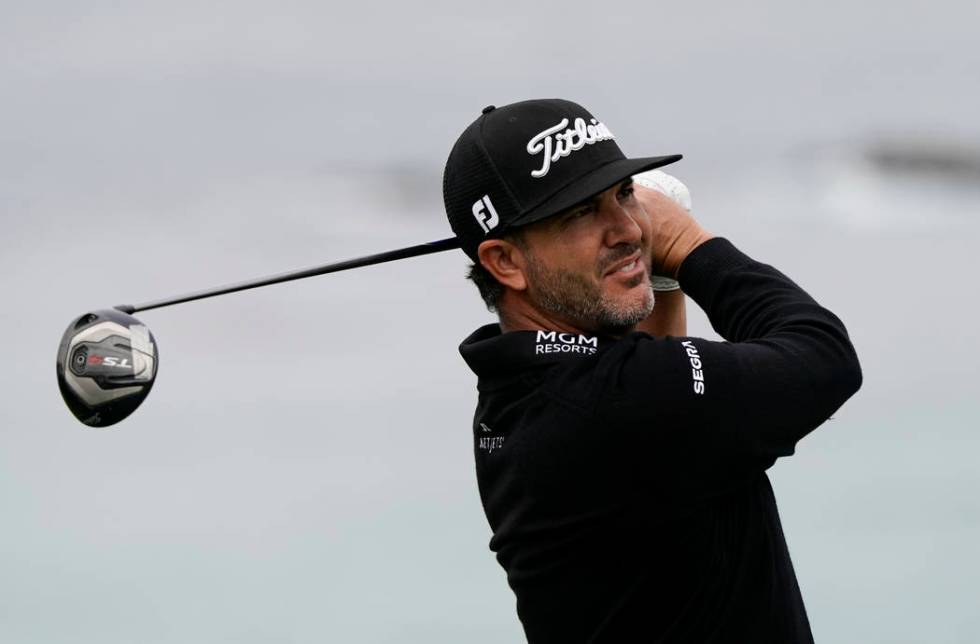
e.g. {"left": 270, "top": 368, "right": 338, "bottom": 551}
{"left": 632, "top": 169, "right": 692, "bottom": 292}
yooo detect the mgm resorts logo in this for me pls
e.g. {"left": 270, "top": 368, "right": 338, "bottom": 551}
{"left": 535, "top": 330, "right": 598, "bottom": 355}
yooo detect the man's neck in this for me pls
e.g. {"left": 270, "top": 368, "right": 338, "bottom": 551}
{"left": 496, "top": 292, "right": 633, "bottom": 338}
{"left": 498, "top": 310, "right": 584, "bottom": 335}
{"left": 495, "top": 290, "right": 583, "bottom": 334}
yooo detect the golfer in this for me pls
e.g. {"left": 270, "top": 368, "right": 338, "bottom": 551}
{"left": 443, "top": 99, "right": 862, "bottom": 643}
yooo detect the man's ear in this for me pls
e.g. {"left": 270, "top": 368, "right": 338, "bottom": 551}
{"left": 477, "top": 238, "right": 528, "bottom": 292}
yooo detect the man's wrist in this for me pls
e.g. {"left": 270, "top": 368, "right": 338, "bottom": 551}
{"left": 651, "top": 275, "right": 681, "bottom": 292}
{"left": 666, "top": 232, "right": 715, "bottom": 279}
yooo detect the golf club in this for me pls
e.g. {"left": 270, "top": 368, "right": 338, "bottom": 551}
{"left": 57, "top": 237, "right": 461, "bottom": 427}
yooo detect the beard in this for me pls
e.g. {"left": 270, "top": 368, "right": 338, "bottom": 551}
{"left": 523, "top": 247, "right": 655, "bottom": 336}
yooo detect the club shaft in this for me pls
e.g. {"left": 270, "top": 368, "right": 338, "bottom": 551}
{"left": 115, "top": 237, "right": 461, "bottom": 314}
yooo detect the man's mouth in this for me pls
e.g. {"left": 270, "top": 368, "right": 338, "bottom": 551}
{"left": 603, "top": 252, "right": 644, "bottom": 278}
{"left": 616, "top": 258, "right": 639, "bottom": 273}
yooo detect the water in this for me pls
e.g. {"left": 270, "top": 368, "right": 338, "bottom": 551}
{"left": 2, "top": 1, "right": 979, "bottom": 642}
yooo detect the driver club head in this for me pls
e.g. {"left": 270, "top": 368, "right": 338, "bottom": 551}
{"left": 56, "top": 309, "right": 159, "bottom": 427}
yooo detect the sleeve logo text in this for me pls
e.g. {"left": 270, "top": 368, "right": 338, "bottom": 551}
{"left": 681, "top": 340, "right": 706, "bottom": 395}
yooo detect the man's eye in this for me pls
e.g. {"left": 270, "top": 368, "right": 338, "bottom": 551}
{"left": 566, "top": 205, "right": 594, "bottom": 220}
{"left": 618, "top": 185, "right": 635, "bottom": 200}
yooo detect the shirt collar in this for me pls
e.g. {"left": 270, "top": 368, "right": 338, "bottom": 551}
{"left": 459, "top": 323, "right": 607, "bottom": 378}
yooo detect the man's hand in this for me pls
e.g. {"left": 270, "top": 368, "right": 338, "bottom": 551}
{"left": 635, "top": 183, "right": 713, "bottom": 279}
{"left": 633, "top": 171, "right": 693, "bottom": 291}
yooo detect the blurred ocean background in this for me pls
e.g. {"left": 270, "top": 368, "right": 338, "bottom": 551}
{"left": 2, "top": 1, "right": 978, "bottom": 642}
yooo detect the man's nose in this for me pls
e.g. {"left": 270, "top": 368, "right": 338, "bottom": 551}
{"left": 600, "top": 202, "right": 643, "bottom": 248}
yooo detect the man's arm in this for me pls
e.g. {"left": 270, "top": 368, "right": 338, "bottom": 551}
{"left": 635, "top": 289, "right": 687, "bottom": 337}
{"left": 586, "top": 238, "right": 862, "bottom": 484}
{"left": 569, "top": 191, "right": 861, "bottom": 490}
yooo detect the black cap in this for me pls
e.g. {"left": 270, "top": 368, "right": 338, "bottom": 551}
{"left": 443, "top": 98, "right": 681, "bottom": 260}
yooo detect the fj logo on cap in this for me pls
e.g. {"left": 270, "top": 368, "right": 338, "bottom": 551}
{"left": 471, "top": 195, "right": 500, "bottom": 234}
{"left": 527, "top": 117, "right": 615, "bottom": 179}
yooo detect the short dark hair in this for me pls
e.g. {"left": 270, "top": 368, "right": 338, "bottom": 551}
{"left": 466, "top": 230, "right": 526, "bottom": 312}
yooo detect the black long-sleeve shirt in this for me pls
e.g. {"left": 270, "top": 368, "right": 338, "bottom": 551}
{"left": 458, "top": 238, "right": 862, "bottom": 643}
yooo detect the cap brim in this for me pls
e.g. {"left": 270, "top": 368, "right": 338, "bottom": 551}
{"left": 505, "top": 154, "right": 683, "bottom": 230}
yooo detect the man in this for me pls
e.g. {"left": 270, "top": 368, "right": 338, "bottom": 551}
{"left": 443, "top": 98, "right": 862, "bottom": 643}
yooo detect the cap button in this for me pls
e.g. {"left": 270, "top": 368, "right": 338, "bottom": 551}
{"left": 481, "top": 105, "right": 496, "bottom": 115}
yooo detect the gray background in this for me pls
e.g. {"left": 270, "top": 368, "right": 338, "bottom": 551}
{"left": 2, "top": 1, "right": 978, "bottom": 642}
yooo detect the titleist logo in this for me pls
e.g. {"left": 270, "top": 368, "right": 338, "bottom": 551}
{"left": 526, "top": 117, "right": 615, "bottom": 178}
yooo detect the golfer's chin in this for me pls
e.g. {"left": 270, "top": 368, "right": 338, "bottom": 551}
{"left": 600, "top": 274, "right": 655, "bottom": 326}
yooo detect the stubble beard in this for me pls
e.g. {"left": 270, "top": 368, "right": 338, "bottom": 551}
{"left": 523, "top": 252, "right": 655, "bottom": 336}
